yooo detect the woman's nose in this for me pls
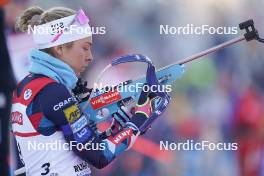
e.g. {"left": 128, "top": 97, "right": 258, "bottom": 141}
{"left": 86, "top": 56, "right": 93, "bottom": 63}
{"left": 86, "top": 49, "right": 93, "bottom": 63}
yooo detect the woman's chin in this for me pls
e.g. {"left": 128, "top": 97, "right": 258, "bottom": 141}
{"left": 80, "top": 67, "right": 86, "bottom": 73}
{"left": 75, "top": 66, "right": 87, "bottom": 76}
{"left": 75, "top": 71, "right": 81, "bottom": 76}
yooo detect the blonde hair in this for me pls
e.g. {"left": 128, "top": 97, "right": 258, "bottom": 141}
{"left": 16, "top": 6, "right": 76, "bottom": 54}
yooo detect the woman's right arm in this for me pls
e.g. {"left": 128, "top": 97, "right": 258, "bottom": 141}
{"left": 37, "top": 82, "right": 140, "bottom": 169}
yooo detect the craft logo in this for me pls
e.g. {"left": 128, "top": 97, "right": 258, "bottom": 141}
{"left": 53, "top": 97, "right": 75, "bottom": 111}
{"left": 11, "top": 111, "right": 23, "bottom": 125}
{"left": 90, "top": 90, "right": 121, "bottom": 110}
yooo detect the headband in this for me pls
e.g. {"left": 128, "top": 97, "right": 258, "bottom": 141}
{"left": 32, "top": 9, "right": 92, "bottom": 49}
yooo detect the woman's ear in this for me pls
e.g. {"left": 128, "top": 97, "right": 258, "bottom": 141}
{"left": 52, "top": 45, "right": 63, "bottom": 58}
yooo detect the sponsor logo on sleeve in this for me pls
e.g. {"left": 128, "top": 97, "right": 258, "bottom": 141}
{"left": 70, "top": 115, "right": 88, "bottom": 133}
{"left": 74, "top": 127, "right": 92, "bottom": 143}
{"left": 63, "top": 104, "right": 81, "bottom": 123}
{"left": 53, "top": 97, "right": 76, "bottom": 111}
{"left": 76, "top": 128, "right": 90, "bottom": 139}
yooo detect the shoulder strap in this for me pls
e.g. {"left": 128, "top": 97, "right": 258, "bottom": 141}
{"left": 12, "top": 76, "right": 56, "bottom": 106}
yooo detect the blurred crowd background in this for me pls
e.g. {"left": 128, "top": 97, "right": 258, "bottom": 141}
{"left": 2, "top": 0, "right": 264, "bottom": 175}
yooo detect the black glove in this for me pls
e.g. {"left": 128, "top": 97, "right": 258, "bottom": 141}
{"left": 72, "top": 78, "right": 93, "bottom": 102}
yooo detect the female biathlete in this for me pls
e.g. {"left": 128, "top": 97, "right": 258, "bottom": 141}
{"left": 11, "top": 6, "right": 170, "bottom": 176}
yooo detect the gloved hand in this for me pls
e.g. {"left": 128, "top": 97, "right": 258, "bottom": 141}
{"left": 72, "top": 78, "right": 93, "bottom": 102}
{"left": 110, "top": 101, "right": 135, "bottom": 133}
{"left": 98, "top": 102, "right": 135, "bottom": 139}
{"left": 111, "top": 88, "right": 170, "bottom": 135}
{"left": 128, "top": 89, "right": 171, "bottom": 135}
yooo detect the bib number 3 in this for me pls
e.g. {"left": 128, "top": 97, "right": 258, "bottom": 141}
{"left": 41, "top": 162, "right": 50, "bottom": 175}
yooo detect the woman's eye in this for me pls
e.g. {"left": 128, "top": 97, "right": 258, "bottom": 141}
{"left": 83, "top": 48, "right": 89, "bottom": 51}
